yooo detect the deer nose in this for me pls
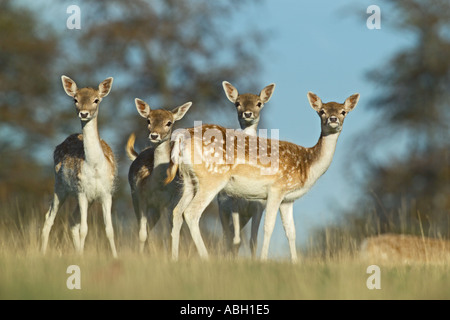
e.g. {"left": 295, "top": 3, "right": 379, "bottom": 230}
{"left": 243, "top": 112, "right": 253, "bottom": 119}
{"left": 79, "top": 111, "right": 89, "bottom": 119}
{"left": 150, "top": 133, "right": 160, "bottom": 140}
{"left": 329, "top": 116, "right": 338, "bottom": 123}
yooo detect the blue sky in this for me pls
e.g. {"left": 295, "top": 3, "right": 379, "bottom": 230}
{"left": 232, "top": 0, "right": 414, "bottom": 257}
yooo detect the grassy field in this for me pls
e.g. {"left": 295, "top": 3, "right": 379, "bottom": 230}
{"left": 1, "top": 200, "right": 449, "bottom": 300}
{"left": 1, "top": 250, "right": 450, "bottom": 300}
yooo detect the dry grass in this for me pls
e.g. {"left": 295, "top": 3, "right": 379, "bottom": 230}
{"left": 0, "top": 199, "right": 449, "bottom": 300}
{"left": 361, "top": 233, "right": 450, "bottom": 265}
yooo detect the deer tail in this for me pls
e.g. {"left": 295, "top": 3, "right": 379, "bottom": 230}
{"left": 126, "top": 133, "right": 138, "bottom": 161}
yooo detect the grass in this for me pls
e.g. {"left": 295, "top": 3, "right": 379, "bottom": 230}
{"left": 0, "top": 200, "right": 449, "bottom": 300}
{"left": 1, "top": 251, "right": 449, "bottom": 300}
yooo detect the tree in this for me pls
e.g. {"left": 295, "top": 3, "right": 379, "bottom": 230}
{"left": 58, "top": 0, "right": 264, "bottom": 151}
{"left": 311, "top": 0, "right": 450, "bottom": 254}
{"left": 0, "top": 0, "right": 59, "bottom": 200}
{"left": 365, "top": 0, "right": 450, "bottom": 149}
{"left": 1, "top": 0, "right": 266, "bottom": 220}
{"left": 362, "top": 0, "right": 450, "bottom": 236}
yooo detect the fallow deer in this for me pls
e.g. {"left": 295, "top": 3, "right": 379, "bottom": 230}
{"left": 41, "top": 76, "right": 118, "bottom": 257}
{"left": 165, "top": 91, "right": 359, "bottom": 261}
{"left": 218, "top": 81, "right": 275, "bottom": 256}
{"left": 126, "top": 98, "right": 192, "bottom": 253}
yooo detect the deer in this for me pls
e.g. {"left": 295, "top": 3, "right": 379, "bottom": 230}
{"left": 165, "top": 91, "right": 359, "bottom": 261}
{"left": 218, "top": 81, "right": 275, "bottom": 257}
{"left": 41, "top": 75, "right": 118, "bottom": 258}
{"left": 126, "top": 98, "right": 192, "bottom": 253}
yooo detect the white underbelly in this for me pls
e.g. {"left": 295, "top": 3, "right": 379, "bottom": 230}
{"left": 223, "top": 175, "right": 269, "bottom": 200}
{"left": 283, "top": 187, "right": 309, "bottom": 202}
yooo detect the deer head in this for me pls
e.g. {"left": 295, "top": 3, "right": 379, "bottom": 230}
{"left": 307, "top": 92, "right": 360, "bottom": 135}
{"left": 222, "top": 81, "right": 276, "bottom": 131}
{"left": 134, "top": 98, "right": 192, "bottom": 144}
{"left": 61, "top": 75, "right": 113, "bottom": 122}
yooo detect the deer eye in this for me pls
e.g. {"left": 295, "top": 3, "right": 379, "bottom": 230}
{"left": 319, "top": 110, "right": 325, "bottom": 115}
{"left": 235, "top": 102, "right": 240, "bottom": 108}
{"left": 94, "top": 99, "right": 99, "bottom": 104}
{"left": 166, "top": 121, "right": 173, "bottom": 127}
{"left": 341, "top": 110, "right": 347, "bottom": 116}
{"left": 147, "top": 119, "right": 151, "bottom": 125}
{"left": 256, "top": 102, "right": 262, "bottom": 108}
{"left": 74, "top": 98, "right": 78, "bottom": 103}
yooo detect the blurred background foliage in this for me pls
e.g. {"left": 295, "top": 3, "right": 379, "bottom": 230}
{"left": 0, "top": 0, "right": 448, "bottom": 254}
{"left": 312, "top": 0, "right": 450, "bottom": 255}
{"left": 0, "top": 0, "right": 264, "bottom": 204}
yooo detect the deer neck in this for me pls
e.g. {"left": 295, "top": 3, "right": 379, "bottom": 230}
{"left": 153, "top": 139, "right": 171, "bottom": 168}
{"left": 81, "top": 117, "right": 106, "bottom": 166}
{"left": 241, "top": 120, "right": 259, "bottom": 137}
{"left": 306, "top": 131, "right": 340, "bottom": 184}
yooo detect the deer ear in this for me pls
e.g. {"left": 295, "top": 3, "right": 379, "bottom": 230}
{"left": 222, "top": 81, "right": 239, "bottom": 103}
{"left": 307, "top": 92, "right": 322, "bottom": 111}
{"left": 99, "top": 77, "right": 113, "bottom": 98}
{"left": 344, "top": 93, "right": 360, "bottom": 112}
{"left": 135, "top": 98, "right": 151, "bottom": 118}
{"left": 172, "top": 102, "right": 192, "bottom": 121}
{"left": 259, "top": 83, "right": 276, "bottom": 103}
{"left": 61, "top": 75, "right": 77, "bottom": 97}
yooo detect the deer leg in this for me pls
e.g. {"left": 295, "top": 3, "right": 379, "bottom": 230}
{"left": 260, "top": 191, "right": 283, "bottom": 261}
{"left": 218, "top": 194, "right": 234, "bottom": 254}
{"left": 229, "top": 210, "right": 241, "bottom": 255}
{"left": 41, "top": 190, "right": 66, "bottom": 255}
{"left": 145, "top": 207, "right": 162, "bottom": 251}
{"left": 171, "top": 177, "right": 195, "bottom": 261}
{"left": 138, "top": 215, "right": 147, "bottom": 254}
{"left": 69, "top": 204, "right": 81, "bottom": 254}
{"left": 102, "top": 194, "right": 118, "bottom": 258}
{"left": 249, "top": 202, "right": 264, "bottom": 258}
{"left": 131, "top": 190, "right": 147, "bottom": 254}
{"left": 160, "top": 206, "right": 172, "bottom": 251}
{"left": 279, "top": 201, "right": 298, "bottom": 263}
{"left": 183, "top": 180, "right": 227, "bottom": 260}
{"left": 77, "top": 193, "right": 89, "bottom": 255}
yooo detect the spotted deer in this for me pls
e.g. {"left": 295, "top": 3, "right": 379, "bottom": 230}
{"left": 218, "top": 81, "right": 275, "bottom": 257}
{"left": 165, "top": 91, "right": 359, "bottom": 261}
{"left": 126, "top": 98, "right": 192, "bottom": 253}
{"left": 41, "top": 76, "right": 118, "bottom": 257}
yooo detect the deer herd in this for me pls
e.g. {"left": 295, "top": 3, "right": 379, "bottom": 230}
{"left": 41, "top": 75, "right": 360, "bottom": 262}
